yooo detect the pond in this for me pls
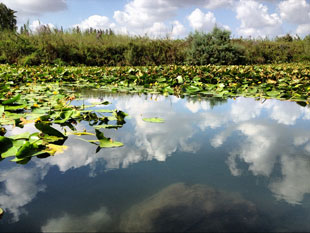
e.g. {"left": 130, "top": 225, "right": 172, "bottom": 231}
{"left": 1, "top": 91, "right": 310, "bottom": 232}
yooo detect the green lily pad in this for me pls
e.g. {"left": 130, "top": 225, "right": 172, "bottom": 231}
{"left": 142, "top": 117, "right": 165, "bottom": 123}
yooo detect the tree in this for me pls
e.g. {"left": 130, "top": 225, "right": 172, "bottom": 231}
{"left": 0, "top": 3, "right": 17, "bottom": 31}
{"left": 186, "top": 27, "right": 246, "bottom": 65}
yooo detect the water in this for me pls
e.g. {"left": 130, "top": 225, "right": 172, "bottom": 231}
{"left": 1, "top": 92, "right": 310, "bottom": 232}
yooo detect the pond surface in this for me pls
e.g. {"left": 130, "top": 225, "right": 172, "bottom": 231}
{"left": 1, "top": 92, "right": 310, "bottom": 232}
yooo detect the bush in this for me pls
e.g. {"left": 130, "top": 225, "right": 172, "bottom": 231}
{"left": 186, "top": 27, "right": 246, "bottom": 65}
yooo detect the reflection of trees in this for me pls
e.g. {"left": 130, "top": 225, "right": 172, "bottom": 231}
{"left": 120, "top": 183, "right": 270, "bottom": 232}
{"left": 187, "top": 96, "right": 228, "bottom": 109}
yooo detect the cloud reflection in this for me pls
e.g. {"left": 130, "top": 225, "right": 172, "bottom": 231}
{"left": 0, "top": 167, "right": 47, "bottom": 221}
{"left": 41, "top": 206, "right": 111, "bottom": 232}
{"left": 204, "top": 97, "right": 310, "bottom": 204}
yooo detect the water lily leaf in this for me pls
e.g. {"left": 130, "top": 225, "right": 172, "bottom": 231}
{"left": 2, "top": 94, "right": 21, "bottom": 105}
{"left": 44, "top": 144, "right": 68, "bottom": 156}
{"left": 9, "top": 132, "right": 31, "bottom": 140}
{"left": 10, "top": 157, "right": 31, "bottom": 164}
{"left": 4, "top": 104, "right": 27, "bottom": 111}
{"left": 176, "top": 75, "right": 183, "bottom": 84}
{"left": 0, "top": 105, "right": 4, "bottom": 116}
{"left": 95, "top": 129, "right": 123, "bottom": 148}
{"left": 41, "top": 136, "right": 62, "bottom": 144}
{"left": 2, "top": 140, "right": 25, "bottom": 158}
{"left": 99, "top": 138, "right": 123, "bottom": 148}
{"left": 35, "top": 122, "right": 66, "bottom": 138}
{"left": 69, "top": 132, "right": 95, "bottom": 136}
{"left": 142, "top": 117, "right": 165, "bottom": 123}
{"left": 0, "top": 136, "right": 13, "bottom": 154}
{"left": 54, "top": 110, "right": 73, "bottom": 124}
{"left": 15, "top": 141, "right": 33, "bottom": 158}
{"left": 93, "top": 109, "right": 114, "bottom": 113}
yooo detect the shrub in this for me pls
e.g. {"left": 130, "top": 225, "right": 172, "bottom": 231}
{"left": 186, "top": 27, "right": 246, "bottom": 65}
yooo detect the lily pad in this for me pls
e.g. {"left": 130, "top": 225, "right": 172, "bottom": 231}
{"left": 142, "top": 117, "right": 165, "bottom": 123}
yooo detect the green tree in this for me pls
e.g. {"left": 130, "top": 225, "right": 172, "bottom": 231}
{"left": 186, "top": 27, "right": 246, "bottom": 65}
{"left": 0, "top": 3, "right": 17, "bottom": 31}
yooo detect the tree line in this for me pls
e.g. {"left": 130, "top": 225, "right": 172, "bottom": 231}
{"left": 1, "top": 3, "right": 310, "bottom": 66}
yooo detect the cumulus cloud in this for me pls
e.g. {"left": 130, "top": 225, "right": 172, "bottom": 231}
{"left": 278, "top": 0, "right": 310, "bottom": 36}
{"left": 236, "top": 0, "right": 282, "bottom": 37}
{"left": 0, "top": 167, "right": 47, "bottom": 221}
{"left": 113, "top": 95, "right": 199, "bottom": 162}
{"left": 74, "top": 15, "right": 115, "bottom": 31}
{"left": 187, "top": 8, "right": 217, "bottom": 32}
{"left": 113, "top": 0, "right": 232, "bottom": 37}
{"left": 171, "top": 20, "right": 187, "bottom": 39}
{"left": 230, "top": 98, "right": 263, "bottom": 122}
{"left": 113, "top": 0, "right": 230, "bottom": 29}
{"left": 269, "top": 155, "right": 310, "bottom": 205}
{"left": 279, "top": 0, "right": 310, "bottom": 24}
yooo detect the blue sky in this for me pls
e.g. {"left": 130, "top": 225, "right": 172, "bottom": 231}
{"left": 1, "top": 0, "right": 310, "bottom": 38}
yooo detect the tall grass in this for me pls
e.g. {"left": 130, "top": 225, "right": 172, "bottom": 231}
{"left": 0, "top": 27, "right": 309, "bottom": 66}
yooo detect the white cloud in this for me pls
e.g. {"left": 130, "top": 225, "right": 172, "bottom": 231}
{"left": 42, "top": 206, "right": 111, "bottom": 232}
{"left": 204, "top": 0, "right": 234, "bottom": 9}
{"left": 264, "top": 100, "right": 303, "bottom": 125}
{"left": 198, "top": 112, "right": 227, "bottom": 130}
{"left": 171, "top": 20, "right": 187, "bottom": 39}
{"left": 29, "top": 20, "right": 55, "bottom": 33}
{"left": 113, "top": 0, "right": 229, "bottom": 30}
{"left": 236, "top": 0, "right": 282, "bottom": 37}
{"left": 0, "top": 0, "right": 67, "bottom": 18}
{"left": 230, "top": 98, "right": 263, "bottom": 122}
{"left": 74, "top": 15, "right": 115, "bottom": 31}
{"left": 38, "top": 138, "right": 93, "bottom": 173}
{"left": 278, "top": 0, "right": 310, "bottom": 36}
{"left": 187, "top": 8, "right": 217, "bottom": 32}
{"left": 112, "top": 0, "right": 232, "bottom": 37}
{"left": 296, "top": 24, "right": 310, "bottom": 36}
{"left": 146, "top": 22, "right": 169, "bottom": 38}
{"left": 279, "top": 0, "right": 310, "bottom": 24}
{"left": 113, "top": 96, "right": 199, "bottom": 162}
{"left": 270, "top": 155, "right": 310, "bottom": 204}
{"left": 227, "top": 123, "right": 280, "bottom": 176}
{"left": 0, "top": 167, "right": 47, "bottom": 221}
{"left": 185, "top": 100, "right": 211, "bottom": 113}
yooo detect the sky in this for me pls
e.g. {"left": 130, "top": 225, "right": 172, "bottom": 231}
{"left": 0, "top": 0, "right": 310, "bottom": 38}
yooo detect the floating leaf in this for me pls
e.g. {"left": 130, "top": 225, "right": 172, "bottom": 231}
{"left": 2, "top": 94, "right": 21, "bottom": 105}
{"left": 69, "top": 132, "right": 95, "bottom": 136}
{"left": 44, "top": 144, "right": 68, "bottom": 155}
{"left": 35, "top": 122, "right": 66, "bottom": 138}
{"left": 0, "top": 136, "right": 13, "bottom": 154}
{"left": 95, "top": 129, "right": 123, "bottom": 148}
{"left": 142, "top": 117, "right": 165, "bottom": 123}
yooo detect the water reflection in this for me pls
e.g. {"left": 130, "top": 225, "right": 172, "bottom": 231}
{"left": 0, "top": 166, "right": 47, "bottom": 221}
{"left": 120, "top": 183, "right": 269, "bottom": 232}
{"left": 41, "top": 206, "right": 111, "bottom": 232}
{"left": 1, "top": 93, "right": 310, "bottom": 230}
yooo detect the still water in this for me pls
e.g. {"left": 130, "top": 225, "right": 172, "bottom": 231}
{"left": 1, "top": 92, "right": 310, "bottom": 232}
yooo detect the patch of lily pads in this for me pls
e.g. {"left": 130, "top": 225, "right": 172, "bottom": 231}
{"left": 1, "top": 63, "right": 310, "bottom": 103}
{"left": 1, "top": 63, "right": 310, "bottom": 163}
{"left": 0, "top": 82, "right": 128, "bottom": 164}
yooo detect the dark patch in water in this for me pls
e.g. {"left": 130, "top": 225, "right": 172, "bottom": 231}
{"left": 120, "top": 183, "right": 271, "bottom": 232}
